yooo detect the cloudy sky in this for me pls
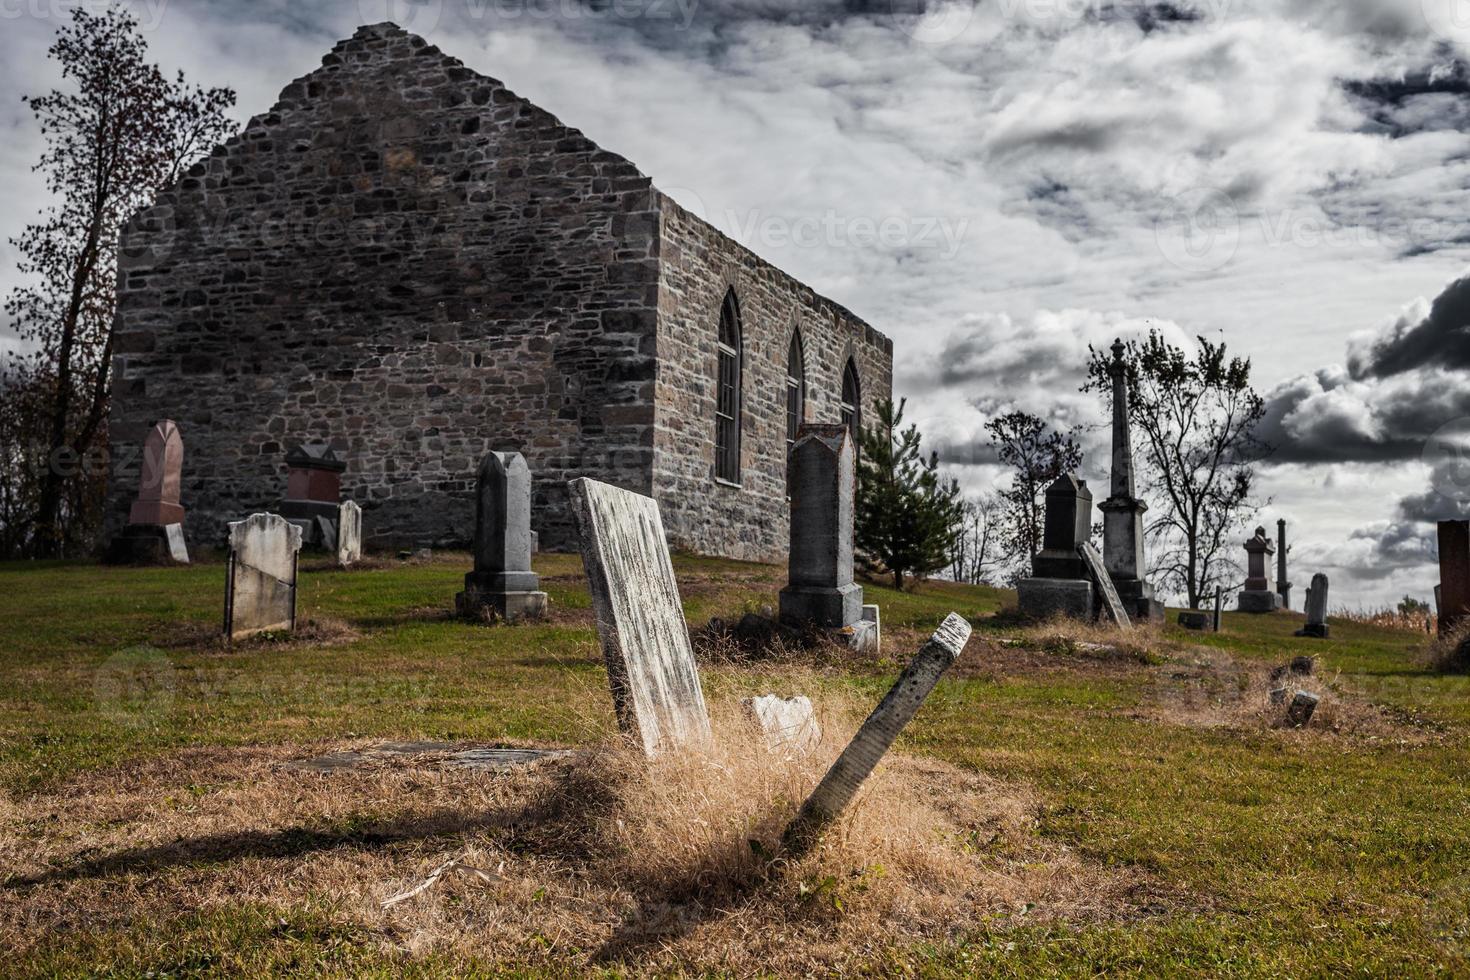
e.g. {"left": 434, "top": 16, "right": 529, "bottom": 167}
{"left": 4, "top": 0, "right": 1470, "bottom": 608}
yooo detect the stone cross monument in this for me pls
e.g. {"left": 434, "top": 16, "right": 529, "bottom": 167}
{"left": 1237, "top": 525, "right": 1283, "bottom": 613}
{"left": 1099, "top": 340, "right": 1160, "bottom": 622}
{"left": 106, "top": 419, "right": 189, "bottom": 564}
{"left": 1275, "top": 518, "right": 1291, "bottom": 610}
{"left": 779, "top": 424, "right": 864, "bottom": 629}
{"left": 455, "top": 452, "right": 547, "bottom": 623}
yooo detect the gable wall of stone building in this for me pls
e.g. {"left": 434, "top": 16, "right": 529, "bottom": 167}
{"left": 651, "top": 195, "right": 894, "bottom": 563}
{"left": 106, "top": 24, "right": 661, "bottom": 551}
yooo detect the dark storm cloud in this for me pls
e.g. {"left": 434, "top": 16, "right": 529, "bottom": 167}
{"left": 1347, "top": 274, "right": 1470, "bottom": 378}
{"left": 1258, "top": 365, "right": 1470, "bottom": 464}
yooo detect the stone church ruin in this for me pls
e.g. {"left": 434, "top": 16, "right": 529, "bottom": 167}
{"left": 105, "top": 23, "right": 892, "bottom": 561}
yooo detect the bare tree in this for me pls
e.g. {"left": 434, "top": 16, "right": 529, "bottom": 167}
{"left": 5, "top": 7, "right": 234, "bottom": 556}
{"left": 986, "top": 411, "right": 1084, "bottom": 577}
{"left": 949, "top": 493, "right": 1005, "bottom": 585}
{"left": 1084, "top": 331, "right": 1270, "bottom": 608}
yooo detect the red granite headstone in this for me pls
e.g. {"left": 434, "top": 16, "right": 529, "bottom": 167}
{"left": 128, "top": 420, "right": 185, "bottom": 525}
{"left": 1438, "top": 520, "right": 1470, "bottom": 636}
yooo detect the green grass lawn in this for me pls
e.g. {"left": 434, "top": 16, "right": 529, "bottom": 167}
{"left": 2, "top": 553, "right": 1468, "bottom": 976}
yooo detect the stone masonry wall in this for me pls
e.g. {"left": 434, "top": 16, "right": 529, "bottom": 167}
{"left": 107, "top": 24, "right": 660, "bottom": 551}
{"left": 652, "top": 195, "right": 894, "bottom": 563}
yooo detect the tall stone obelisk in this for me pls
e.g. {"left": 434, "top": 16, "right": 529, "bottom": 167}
{"left": 1275, "top": 518, "right": 1291, "bottom": 610}
{"left": 1099, "top": 339, "right": 1161, "bottom": 621}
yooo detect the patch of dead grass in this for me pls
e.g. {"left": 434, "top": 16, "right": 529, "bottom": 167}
{"left": 0, "top": 700, "right": 1173, "bottom": 973}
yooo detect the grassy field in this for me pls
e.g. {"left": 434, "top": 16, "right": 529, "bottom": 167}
{"left": 2, "top": 552, "right": 1468, "bottom": 976}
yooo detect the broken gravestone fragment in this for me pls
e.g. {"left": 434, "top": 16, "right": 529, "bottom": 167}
{"left": 783, "top": 613, "right": 972, "bottom": 856}
{"left": 743, "top": 695, "right": 820, "bottom": 753}
{"left": 1079, "top": 542, "right": 1132, "bottom": 629}
{"left": 569, "top": 478, "right": 712, "bottom": 757}
{"left": 1286, "top": 690, "right": 1320, "bottom": 727}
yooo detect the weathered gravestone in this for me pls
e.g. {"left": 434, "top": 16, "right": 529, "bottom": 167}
{"left": 743, "top": 695, "right": 820, "bottom": 753}
{"left": 107, "top": 419, "right": 189, "bottom": 564}
{"left": 783, "top": 613, "right": 972, "bottom": 856}
{"left": 1286, "top": 690, "right": 1320, "bottom": 727}
{"left": 780, "top": 425, "right": 865, "bottom": 631}
{"left": 281, "top": 442, "right": 345, "bottom": 548}
{"left": 337, "top": 500, "right": 362, "bottom": 567}
{"left": 456, "top": 452, "right": 547, "bottom": 622}
{"left": 1295, "top": 573, "right": 1329, "bottom": 638}
{"left": 1237, "top": 526, "right": 1283, "bottom": 613}
{"left": 1438, "top": 520, "right": 1470, "bottom": 636}
{"left": 569, "top": 478, "right": 712, "bottom": 757}
{"left": 224, "top": 513, "right": 302, "bottom": 641}
{"left": 1017, "top": 474, "right": 1094, "bottom": 621}
{"left": 1080, "top": 542, "right": 1132, "bottom": 629}
{"left": 1213, "top": 586, "right": 1224, "bottom": 632}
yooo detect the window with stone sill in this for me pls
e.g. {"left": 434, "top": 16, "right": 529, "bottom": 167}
{"left": 715, "top": 289, "right": 742, "bottom": 484}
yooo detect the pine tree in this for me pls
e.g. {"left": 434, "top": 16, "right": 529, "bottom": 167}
{"left": 856, "top": 398, "right": 965, "bottom": 590}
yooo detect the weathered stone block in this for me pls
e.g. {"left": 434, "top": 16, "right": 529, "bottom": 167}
{"left": 1178, "top": 610, "right": 1210, "bottom": 631}
{"left": 1018, "top": 578, "right": 1093, "bottom": 621}
{"left": 743, "top": 694, "right": 820, "bottom": 753}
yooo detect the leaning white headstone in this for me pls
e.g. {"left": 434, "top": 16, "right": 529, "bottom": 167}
{"left": 783, "top": 613, "right": 972, "bottom": 855}
{"left": 1079, "top": 543, "right": 1132, "bottom": 629}
{"left": 568, "top": 478, "right": 712, "bottom": 756}
{"left": 337, "top": 500, "right": 362, "bottom": 567}
{"left": 743, "top": 695, "right": 820, "bottom": 753}
{"left": 225, "top": 513, "right": 303, "bottom": 641}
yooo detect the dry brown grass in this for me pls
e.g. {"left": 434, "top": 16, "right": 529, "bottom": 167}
{"left": 1146, "top": 648, "right": 1428, "bottom": 742}
{"left": 158, "top": 614, "right": 363, "bottom": 651}
{"left": 0, "top": 698, "right": 1168, "bottom": 973}
{"left": 1421, "top": 621, "right": 1470, "bottom": 674}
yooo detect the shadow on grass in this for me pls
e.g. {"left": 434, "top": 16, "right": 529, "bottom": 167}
{"left": 5, "top": 807, "right": 519, "bottom": 890}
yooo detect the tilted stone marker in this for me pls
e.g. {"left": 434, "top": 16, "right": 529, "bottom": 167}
{"left": 337, "top": 500, "right": 362, "bottom": 567}
{"left": 1295, "top": 573, "right": 1330, "bottom": 638}
{"left": 456, "top": 452, "right": 547, "bottom": 622}
{"left": 1237, "top": 526, "right": 1283, "bottom": 613}
{"left": 107, "top": 419, "right": 189, "bottom": 564}
{"left": 1017, "top": 474, "right": 1094, "bottom": 621}
{"left": 743, "top": 695, "right": 820, "bottom": 753}
{"left": 780, "top": 425, "right": 864, "bottom": 629}
{"left": 1438, "top": 520, "right": 1470, "bottom": 636}
{"left": 1286, "top": 690, "right": 1320, "bottom": 727}
{"left": 1080, "top": 542, "right": 1132, "bottom": 629}
{"left": 569, "top": 478, "right": 712, "bottom": 757}
{"left": 783, "top": 613, "right": 972, "bottom": 855}
{"left": 224, "top": 513, "right": 303, "bottom": 641}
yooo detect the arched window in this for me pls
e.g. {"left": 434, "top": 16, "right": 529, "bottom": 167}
{"left": 785, "top": 330, "right": 806, "bottom": 457}
{"left": 715, "top": 289, "right": 742, "bottom": 483}
{"left": 841, "top": 358, "right": 861, "bottom": 444}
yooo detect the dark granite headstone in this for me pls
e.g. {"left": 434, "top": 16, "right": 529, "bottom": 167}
{"left": 456, "top": 452, "right": 547, "bottom": 622}
{"left": 1438, "top": 521, "right": 1470, "bottom": 636}
{"left": 779, "top": 424, "right": 863, "bottom": 629}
